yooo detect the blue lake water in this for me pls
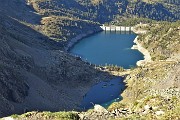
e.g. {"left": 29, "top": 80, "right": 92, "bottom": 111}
{"left": 80, "top": 77, "right": 125, "bottom": 109}
{"left": 70, "top": 31, "right": 144, "bottom": 109}
{"left": 70, "top": 31, "right": 144, "bottom": 69}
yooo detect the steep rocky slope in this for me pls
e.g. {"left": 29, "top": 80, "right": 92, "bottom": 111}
{"left": 0, "top": 0, "right": 112, "bottom": 118}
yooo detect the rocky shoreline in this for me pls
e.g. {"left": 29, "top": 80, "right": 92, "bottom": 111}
{"left": 131, "top": 36, "right": 152, "bottom": 66}
{"left": 64, "top": 27, "right": 103, "bottom": 51}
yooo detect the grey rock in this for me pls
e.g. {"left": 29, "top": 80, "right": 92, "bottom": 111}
{"left": 155, "top": 111, "right": 165, "bottom": 115}
{"left": 94, "top": 105, "right": 108, "bottom": 114}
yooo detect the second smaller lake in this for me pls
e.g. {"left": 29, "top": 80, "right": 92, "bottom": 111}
{"left": 80, "top": 77, "right": 125, "bottom": 109}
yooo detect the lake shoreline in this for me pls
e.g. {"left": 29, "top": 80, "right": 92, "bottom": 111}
{"left": 64, "top": 27, "right": 103, "bottom": 51}
{"left": 131, "top": 35, "right": 152, "bottom": 66}
{"left": 66, "top": 25, "right": 150, "bottom": 67}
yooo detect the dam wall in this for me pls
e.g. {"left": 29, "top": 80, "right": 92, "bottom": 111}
{"left": 100, "top": 26, "right": 133, "bottom": 32}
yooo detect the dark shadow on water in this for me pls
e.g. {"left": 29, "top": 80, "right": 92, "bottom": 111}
{"left": 80, "top": 77, "right": 126, "bottom": 110}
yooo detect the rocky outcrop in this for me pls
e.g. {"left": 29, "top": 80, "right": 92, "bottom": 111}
{"left": 78, "top": 103, "right": 169, "bottom": 120}
{"left": 78, "top": 105, "right": 132, "bottom": 120}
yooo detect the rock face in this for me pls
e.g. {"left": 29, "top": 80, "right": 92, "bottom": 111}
{"left": 155, "top": 110, "right": 164, "bottom": 116}
{"left": 94, "top": 105, "right": 108, "bottom": 114}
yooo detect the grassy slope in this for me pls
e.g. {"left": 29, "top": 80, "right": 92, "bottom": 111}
{"left": 10, "top": 111, "right": 79, "bottom": 120}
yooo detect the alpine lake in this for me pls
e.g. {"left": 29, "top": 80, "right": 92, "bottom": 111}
{"left": 70, "top": 31, "right": 144, "bottom": 109}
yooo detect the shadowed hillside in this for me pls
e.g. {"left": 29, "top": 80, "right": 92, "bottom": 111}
{"left": 0, "top": 1, "right": 113, "bottom": 117}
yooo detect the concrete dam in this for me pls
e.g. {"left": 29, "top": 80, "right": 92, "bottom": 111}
{"left": 100, "top": 25, "right": 133, "bottom": 32}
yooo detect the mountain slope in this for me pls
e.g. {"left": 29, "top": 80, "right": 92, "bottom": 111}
{"left": 0, "top": 1, "right": 112, "bottom": 117}
{"left": 26, "top": 0, "right": 180, "bottom": 42}
{"left": 29, "top": 0, "right": 180, "bottom": 23}
{"left": 0, "top": 0, "right": 180, "bottom": 118}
